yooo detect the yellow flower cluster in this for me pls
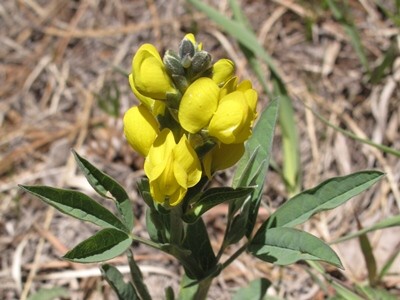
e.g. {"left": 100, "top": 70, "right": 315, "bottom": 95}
{"left": 123, "top": 34, "right": 257, "bottom": 206}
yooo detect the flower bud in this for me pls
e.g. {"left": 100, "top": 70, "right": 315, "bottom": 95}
{"left": 123, "top": 105, "right": 160, "bottom": 156}
{"left": 190, "top": 51, "right": 212, "bottom": 79}
{"left": 179, "top": 37, "right": 196, "bottom": 60}
{"left": 144, "top": 129, "right": 202, "bottom": 206}
{"left": 178, "top": 77, "right": 220, "bottom": 133}
{"left": 131, "top": 44, "right": 175, "bottom": 101}
{"left": 163, "top": 50, "right": 185, "bottom": 76}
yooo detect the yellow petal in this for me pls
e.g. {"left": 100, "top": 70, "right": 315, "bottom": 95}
{"left": 212, "top": 59, "right": 235, "bottom": 86}
{"left": 144, "top": 129, "right": 201, "bottom": 206}
{"left": 179, "top": 78, "right": 220, "bottom": 133}
{"left": 123, "top": 105, "right": 160, "bottom": 156}
{"left": 129, "top": 74, "right": 155, "bottom": 109}
{"left": 208, "top": 91, "right": 250, "bottom": 144}
{"left": 219, "top": 76, "right": 238, "bottom": 99}
{"left": 132, "top": 44, "right": 174, "bottom": 100}
{"left": 210, "top": 142, "right": 245, "bottom": 171}
{"left": 174, "top": 136, "right": 202, "bottom": 187}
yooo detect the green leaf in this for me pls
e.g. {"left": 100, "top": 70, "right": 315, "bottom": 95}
{"left": 306, "top": 103, "right": 400, "bottom": 158}
{"left": 278, "top": 85, "right": 300, "bottom": 195}
{"left": 249, "top": 227, "right": 342, "bottom": 268}
{"left": 332, "top": 214, "right": 400, "bottom": 244}
{"left": 356, "top": 219, "right": 377, "bottom": 286}
{"left": 19, "top": 185, "right": 128, "bottom": 232}
{"left": 330, "top": 280, "right": 364, "bottom": 300}
{"left": 183, "top": 187, "right": 253, "bottom": 223}
{"left": 265, "top": 171, "right": 384, "bottom": 229}
{"left": 325, "top": 0, "right": 369, "bottom": 72}
{"left": 27, "top": 287, "right": 69, "bottom": 300}
{"left": 183, "top": 218, "right": 216, "bottom": 274}
{"left": 356, "top": 285, "right": 398, "bottom": 300}
{"left": 225, "top": 198, "right": 251, "bottom": 245}
{"left": 232, "top": 278, "right": 271, "bottom": 300}
{"left": 63, "top": 228, "right": 132, "bottom": 263}
{"left": 127, "top": 250, "right": 152, "bottom": 300}
{"left": 73, "top": 150, "right": 134, "bottom": 231}
{"left": 100, "top": 264, "right": 138, "bottom": 300}
{"left": 233, "top": 80, "right": 279, "bottom": 189}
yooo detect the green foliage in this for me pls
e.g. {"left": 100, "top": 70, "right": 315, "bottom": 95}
{"left": 27, "top": 287, "right": 69, "bottom": 300}
{"left": 324, "top": 0, "right": 369, "bottom": 72}
{"left": 73, "top": 150, "right": 134, "bottom": 231}
{"left": 232, "top": 278, "right": 271, "bottom": 300}
{"left": 182, "top": 187, "right": 253, "bottom": 223}
{"left": 249, "top": 227, "right": 342, "bottom": 267}
{"left": 19, "top": 185, "right": 129, "bottom": 232}
{"left": 101, "top": 264, "right": 138, "bottom": 300}
{"left": 231, "top": 99, "right": 280, "bottom": 238}
{"left": 96, "top": 81, "right": 121, "bottom": 118}
{"left": 63, "top": 228, "right": 132, "bottom": 263}
{"left": 332, "top": 214, "right": 400, "bottom": 243}
{"left": 265, "top": 171, "right": 384, "bottom": 228}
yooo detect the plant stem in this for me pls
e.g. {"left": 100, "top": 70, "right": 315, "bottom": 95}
{"left": 131, "top": 234, "right": 161, "bottom": 250}
{"left": 220, "top": 242, "right": 249, "bottom": 272}
{"left": 193, "top": 277, "right": 213, "bottom": 300}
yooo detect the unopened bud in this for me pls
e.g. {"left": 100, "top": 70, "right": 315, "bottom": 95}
{"left": 179, "top": 38, "right": 195, "bottom": 59}
{"left": 163, "top": 50, "right": 185, "bottom": 76}
{"left": 191, "top": 51, "right": 212, "bottom": 73}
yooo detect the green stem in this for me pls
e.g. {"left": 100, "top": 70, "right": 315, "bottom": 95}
{"left": 220, "top": 242, "right": 249, "bottom": 272}
{"left": 179, "top": 274, "right": 213, "bottom": 300}
{"left": 193, "top": 277, "right": 213, "bottom": 300}
{"left": 131, "top": 234, "right": 161, "bottom": 250}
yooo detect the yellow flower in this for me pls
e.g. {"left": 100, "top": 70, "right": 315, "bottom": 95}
{"left": 208, "top": 81, "right": 257, "bottom": 144}
{"left": 212, "top": 59, "right": 235, "bottom": 86}
{"left": 178, "top": 77, "right": 220, "bottom": 133}
{"left": 130, "top": 44, "right": 175, "bottom": 101}
{"left": 123, "top": 104, "right": 160, "bottom": 156}
{"left": 203, "top": 142, "right": 245, "bottom": 178}
{"left": 144, "top": 129, "right": 202, "bottom": 206}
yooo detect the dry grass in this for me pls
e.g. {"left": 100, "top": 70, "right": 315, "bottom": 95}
{"left": 1, "top": 0, "right": 399, "bottom": 299}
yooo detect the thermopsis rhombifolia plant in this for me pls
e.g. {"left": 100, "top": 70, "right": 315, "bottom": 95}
{"left": 20, "top": 34, "right": 384, "bottom": 300}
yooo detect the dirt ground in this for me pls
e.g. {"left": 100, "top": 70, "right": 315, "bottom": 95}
{"left": 1, "top": 0, "right": 399, "bottom": 299}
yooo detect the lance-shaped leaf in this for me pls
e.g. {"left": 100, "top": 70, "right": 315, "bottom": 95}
{"left": 101, "top": 264, "right": 138, "bottom": 300}
{"left": 249, "top": 227, "right": 342, "bottom": 268}
{"left": 182, "top": 187, "right": 253, "bottom": 223}
{"left": 232, "top": 278, "right": 271, "bottom": 300}
{"left": 231, "top": 99, "right": 279, "bottom": 237}
{"left": 73, "top": 150, "right": 134, "bottom": 231}
{"left": 265, "top": 171, "right": 384, "bottom": 229}
{"left": 64, "top": 228, "right": 132, "bottom": 263}
{"left": 19, "top": 185, "right": 128, "bottom": 232}
{"left": 233, "top": 99, "right": 279, "bottom": 189}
